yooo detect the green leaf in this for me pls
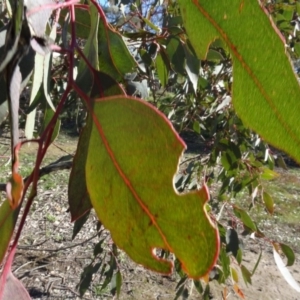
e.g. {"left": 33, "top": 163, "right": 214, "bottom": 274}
{"left": 175, "top": 285, "right": 185, "bottom": 300}
{"left": 60, "top": 7, "right": 91, "bottom": 39}
{"left": 166, "top": 36, "right": 185, "bottom": 75}
{"left": 280, "top": 243, "right": 295, "bottom": 267}
{"left": 75, "top": 3, "right": 100, "bottom": 95}
{"left": 110, "top": 270, "right": 122, "bottom": 297}
{"left": 273, "top": 246, "right": 300, "bottom": 292}
{"left": 297, "top": 2, "right": 300, "bottom": 15}
{"left": 193, "top": 280, "right": 203, "bottom": 294}
{"left": 75, "top": 3, "right": 135, "bottom": 92}
{"left": 260, "top": 168, "right": 279, "bottom": 180}
{"left": 236, "top": 248, "right": 242, "bottom": 265}
{"left": 233, "top": 207, "right": 257, "bottom": 232}
{"left": 142, "top": 17, "right": 161, "bottom": 33}
{"left": 240, "top": 264, "right": 252, "bottom": 286}
{"left": 193, "top": 120, "right": 201, "bottom": 134}
{"left": 178, "top": 0, "right": 300, "bottom": 164}
{"left": 262, "top": 191, "right": 274, "bottom": 215}
{"left": 98, "top": 20, "right": 136, "bottom": 81}
{"left": 219, "top": 247, "right": 230, "bottom": 279}
{"left": 69, "top": 71, "right": 124, "bottom": 221}
{"left": 155, "top": 53, "right": 168, "bottom": 87}
{"left": 69, "top": 3, "right": 125, "bottom": 222}
{"left": 0, "top": 200, "right": 20, "bottom": 264}
{"left": 203, "top": 284, "right": 211, "bottom": 300}
{"left": 176, "top": 276, "right": 188, "bottom": 289}
{"left": 206, "top": 49, "right": 224, "bottom": 62}
{"left": 68, "top": 115, "right": 93, "bottom": 221}
{"left": 116, "top": 270, "right": 122, "bottom": 297}
{"left": 251, "top": 250, "right": 262, "bottom": 276}
{"left": 231, "top": 267, "right": 239, "bottom": 283}
{"left": 85, "top": 96, "right": 219, "bottom": 278}
{"left": 74, "top": 7, "right": 91, "bottom": 38}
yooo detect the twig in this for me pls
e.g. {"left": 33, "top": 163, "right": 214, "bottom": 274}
{"left": 0, "top": 155, "right": 73, "bottom": 191}
{"left": 17, "top": 231, "right": 100, "bottom": 252}
{"left": 14, "top": 263, "right": 50, "bottom": 276}
{"left": 179, "top": 154, "right": 202, "bottom": 165}
{"left": 16, "top": 239, "right": 50, "bottom": 249}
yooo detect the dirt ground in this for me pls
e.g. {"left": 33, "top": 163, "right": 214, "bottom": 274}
{"left": 1, "top": 133, "right": 300, "bottom": 300}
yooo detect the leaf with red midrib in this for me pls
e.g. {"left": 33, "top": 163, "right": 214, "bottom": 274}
{"left": 85, "top": 96, "right": 219, "bottom": 278}
{"left": 178, "top": 0, "right": 300, "bottom": 164}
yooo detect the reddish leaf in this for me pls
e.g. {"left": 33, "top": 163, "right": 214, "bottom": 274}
{"left": 6, "top": 172, "right": 24, "bottom": 210}
{"left": 233, "top": 283, "right": 245, "bottom": 299}
{"left": 85, "top": 96, "right": 219, "bottom": 278}
{"left": 201, "top": 273, "right": 209, "bottom": 284}
{"left": 0, "top": 271, "right": 31, "bottom": 300}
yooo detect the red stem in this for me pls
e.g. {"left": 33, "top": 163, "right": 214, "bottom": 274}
{"left": 90, "top": 0, "right": 108, "bottom": 26}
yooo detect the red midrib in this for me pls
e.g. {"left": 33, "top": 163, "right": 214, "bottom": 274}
{"left": 192, "top": 0, "right": 300, "bottom": 148}
{"left": 90, "top": 105, "right": 174, "bottom": 254}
